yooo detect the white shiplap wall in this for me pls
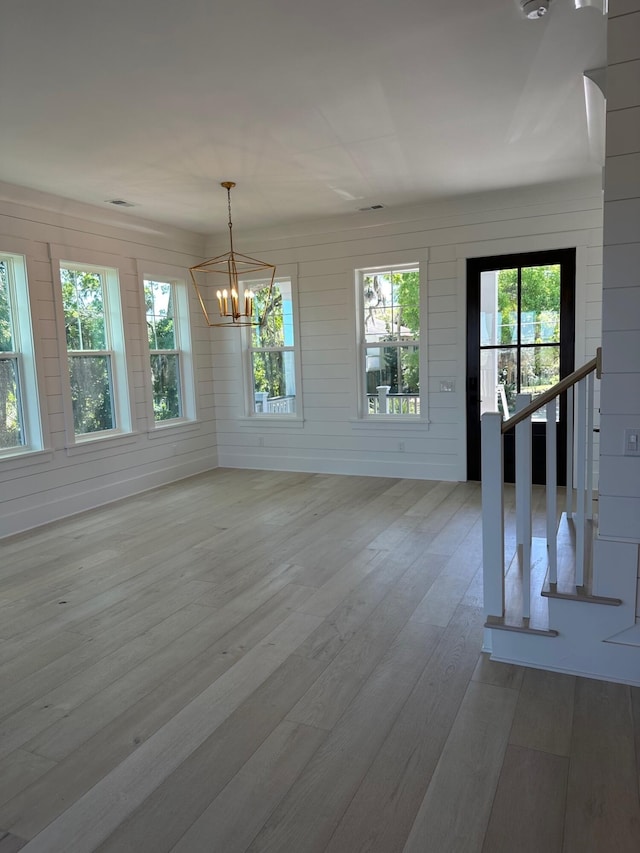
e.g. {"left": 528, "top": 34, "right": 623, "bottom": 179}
{"left": 0, "top": 186, "right": 216, "bottom": 538}
{"left": 599, "top": 0, "right": 640, "bottom": 618}
{"left": 0, "top": 176, "right": 606, "bottom": 539}
{"left": 207, "top": 178, "right": 604, "bottom": 483}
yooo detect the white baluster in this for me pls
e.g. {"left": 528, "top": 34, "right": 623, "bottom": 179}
{"left": 515, "top": 394, "right": 532, "bottom": 620}
{"left": 546, "top": 397, "right": 558, "bottom": 587}
{"left": 575, "top": 377, "right": 587, "bottom": 589}
{"left": 586, "top": 371, "right": 595, "bottom": 522}
{"left": 481, "top": 412, "right": 505, "bottom": 620}
{"left": 566, "top": 386, "right": 574, "bottom": 519}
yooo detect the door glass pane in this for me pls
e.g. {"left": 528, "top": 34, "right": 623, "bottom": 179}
{"left": 480, "top": 269, "right": 517, "bottom": 346}
{"left": 521, "top": 345, "right": 560, "bottom": 420}
{"left": 69, "top": 355, "right": 114, "bottom": 434}
{"left": 521, "top": 265, "right": 560, "bottom": 344}
{"left": 480, "top": 348, "right": 517, "bottom": 419}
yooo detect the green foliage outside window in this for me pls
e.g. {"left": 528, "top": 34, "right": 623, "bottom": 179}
{"left": 364, "top": 269, "right": 420, "bottom": 398}
{"left": 145, "top": 281, "right": 181, "bottom": 421}
{"left": 61, "top": 268, "right": 114, "bottom": 434}
{"left": 497, "top": 266, "right": 560, "bottom": 343}
{"left": 251, "top": 285, "right": 289, "bottom": 400}
{"left": 1, "top": 261, "right": 22, "bottom": 447}
{"left": 496, "top": 265, "right": 561, "bottom": 402}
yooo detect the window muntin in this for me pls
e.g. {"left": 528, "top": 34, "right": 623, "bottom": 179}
{"left": 144, "top": 280, "right": 182, "bottom": 421}
{"left": 0, "top": 254, "right": 42, "bottom": 455}
{"left": 359, "top": 266, "right": 421, "bottom": 417}
{"left": 248, "top": 278, "right": 297, "bottom": 416}
{"left": 60, "top": 264, "right": 129, "bottom": 439}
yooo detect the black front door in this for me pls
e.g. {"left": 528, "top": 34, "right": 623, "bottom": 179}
{"left": 466, "top": 249, "right": 575, "bottom": 484}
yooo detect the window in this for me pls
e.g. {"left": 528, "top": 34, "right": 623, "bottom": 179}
{"left": 60, "top": 264, "right": 130, "bottom": 439}
{"left": 357, "top": 264, "right": 421, "bottom": 417}
{"left": 144, "top": 280, "right": 183, "bottom": 421}
{"left": 0, "top": 253, "right": 42, "bottom": 456}
{"left": 247, "top": 277, "right": 298, "bottom": 416}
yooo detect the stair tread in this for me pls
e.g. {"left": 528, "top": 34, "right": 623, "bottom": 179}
{"left": 541, "top": 514, "right": 621, "bottom": 606}
{"left": 485, "top": 614, "right": 558, "bottom": 637}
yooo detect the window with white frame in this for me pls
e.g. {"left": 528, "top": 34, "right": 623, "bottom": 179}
{"left": 0, "top": 253, "right": 42, "bottom": 455}
{"left": 357, "top": 264, "right": 421, "bottom": 416}
{"left": 144, "top": 279, "right": 184, "bottom": 422}
{"left": 60, "top": 264, "right": 130, "bottom": 438}
{"left": 144, "top": 278, "right": 193, "bottom": 425}
{"left": 247, "top": 277, "right": 298, "bottom": 416}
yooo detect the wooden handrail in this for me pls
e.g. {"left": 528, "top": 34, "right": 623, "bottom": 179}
{"left": 501, "top": 352, "right": 599, "bottom": 434}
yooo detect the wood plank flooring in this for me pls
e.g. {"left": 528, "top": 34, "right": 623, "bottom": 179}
{"left": 1, "top": 469, "right": 639, "bottom": 852}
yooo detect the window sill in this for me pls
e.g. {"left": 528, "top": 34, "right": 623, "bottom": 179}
{"left": 237, "top": 416, "right": 305, "bottom": 430}
{"left": 147, "top": 419, "right": 201, "bottom": 440}
{"left": 65, "top": 431, "right": 141, "bottom": 456}
{"left": 0, "top": 448, "right": 55, "bottom": 470}
{"left": 350, "top": 417, "right": 430, "bottom": 431}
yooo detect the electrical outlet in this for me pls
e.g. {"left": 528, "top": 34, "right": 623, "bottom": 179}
{"left": 258, "top": 436, "right": 264, "bottom": 447}
{"left": 440, "top": 380, "right": 456, "bottom": 392}
{"left": 624, "top": 429, "right": 640, "bottom": 456}
{"left": 398, "top": 440, "right": 405, "bottom": 452}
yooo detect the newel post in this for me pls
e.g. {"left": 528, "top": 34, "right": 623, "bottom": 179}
{"left": 481, "top": 412, "right": 505, "bottom": 620}
{"left": 376, "top": 385, "right": 390, "bottom": 415}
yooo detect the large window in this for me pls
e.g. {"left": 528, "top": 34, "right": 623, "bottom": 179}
{"left": 60, "top": 264, "right": 130, "bottom": 439}
{"left": 0, "top": 253, "right": 42, "bottom": 456}
{"left": 144, "top": 280, "right": 183, "bottom": 421}
{"left": 247, "top": 277, "right": 298, "bottom": 416}
{"left": 357, "top": 264, "right": 421, "bottom": 417}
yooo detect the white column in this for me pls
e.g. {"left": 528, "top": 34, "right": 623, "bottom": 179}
{"left": 575, "top": 377, "right": 587, "bottom": 589}
{"left": 566, "top": 386, "right": 574, "bottom": 518}
{"left": 515, "top": 394, "right": 532, "bottom": 619}
{"left": 586, "top": 371, "right": 595, "bottom": 522}
{"left": 546, "top": 397, "right": 558, "bottom": 586}
{"left": 481, "top": 412, "right": 505, "bottom": 619}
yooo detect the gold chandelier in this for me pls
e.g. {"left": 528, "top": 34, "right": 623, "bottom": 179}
{"left": 189, "top": 181, "right": 276, "bottom": 327}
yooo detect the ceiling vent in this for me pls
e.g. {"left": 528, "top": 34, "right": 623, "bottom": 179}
{"left": 105, "top": 199, "right": 136, "bottom": 207}
{"left": 358, "top": 204, "right": 385, "bottom": 211}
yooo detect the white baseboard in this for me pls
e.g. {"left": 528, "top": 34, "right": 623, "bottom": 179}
{"left": 1, "top": 456, "right": 218, "bottom": 539}
{"left": 216, "top": 451, "right": 460, "bottom": 482}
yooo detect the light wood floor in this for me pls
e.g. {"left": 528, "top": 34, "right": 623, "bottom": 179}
{"left": 1, "top": 469, "right": 639, "bottom": 853}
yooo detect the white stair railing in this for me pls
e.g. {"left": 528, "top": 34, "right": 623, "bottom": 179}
{"left": 482, "top": 350, "right": 601, "bottom": 627}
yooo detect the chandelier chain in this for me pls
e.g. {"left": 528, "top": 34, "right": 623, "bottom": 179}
{"left": 227, "top": 185, "right": 234, "bottom": 253}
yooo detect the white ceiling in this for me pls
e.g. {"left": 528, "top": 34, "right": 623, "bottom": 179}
{"left": 0, "top": 0, "right": 606, "bottom": 235}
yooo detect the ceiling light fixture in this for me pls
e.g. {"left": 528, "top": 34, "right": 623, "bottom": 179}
{"left": 520, "top": 0, "right": 552, "bottom": 18}
{"left": 189, "top": 182, "right": 276, "bottom": 328}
